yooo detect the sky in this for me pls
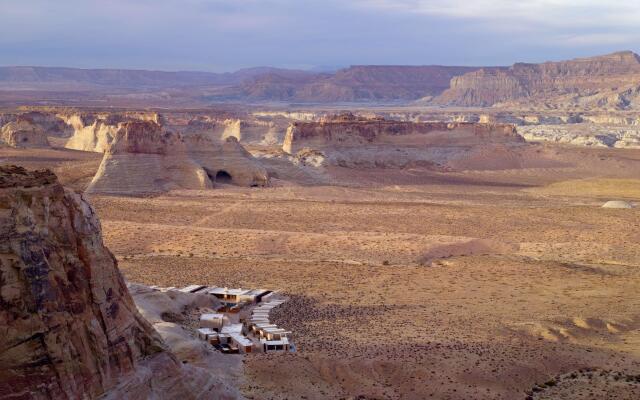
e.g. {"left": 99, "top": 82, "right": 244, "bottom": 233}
{"left": 0, "top": 0, "right": 639, "bottom": 72}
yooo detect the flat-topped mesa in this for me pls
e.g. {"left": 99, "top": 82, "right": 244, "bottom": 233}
{"left": 0, "top": 165, "right": 166, "bottom": 398}
{"left": 283, "top": 116, "right": 521, "bottom": 154}
{"left": 435, "top": 51, "right": 640, "bottom": 108}
{"left": 0, "top": 115, "right": 51, "bottom": 148}
{"left": 87, "top": 121, "right": 269, "bottom": 194}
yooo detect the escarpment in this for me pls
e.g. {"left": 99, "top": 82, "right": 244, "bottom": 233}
{"left": 87, "top": 120, "right": 269, "bottom": 194}
{"left": 435, "top": 51, "right": 640, "bottom": 109}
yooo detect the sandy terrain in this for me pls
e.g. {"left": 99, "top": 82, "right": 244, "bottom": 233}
{"left": 2, "top": 142, "right": 639, "bottom": 399}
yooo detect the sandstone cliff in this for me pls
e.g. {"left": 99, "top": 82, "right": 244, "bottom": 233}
{"left": 282, "top": 114, "right": 525, "bottom": 170}
{"left": 1, "top": 117, "right": 50, "bottom": 148}
{"left": 283, "top": 113, "right": 522, "bottom": 154}
{"left": 87, "top": 121, "right": 269, "bottom": 194}
{"left": 63, "top": 111, "right": 163, "bottom": 152}
{"left": 0, "top": 166, "right": 238, "bottom": 399}
{"left": 435, "top": 51, "right": 640, "bottom": 109}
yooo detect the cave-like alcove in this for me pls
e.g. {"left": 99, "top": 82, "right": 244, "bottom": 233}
{"left": 215, "top": 170, "right": 233, "bottom": 184}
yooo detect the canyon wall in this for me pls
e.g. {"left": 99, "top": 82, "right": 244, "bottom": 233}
{"left": 0, "top": 166, "right": 237, "bottom": 399}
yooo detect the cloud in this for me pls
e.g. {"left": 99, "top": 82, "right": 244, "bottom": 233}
{"left": 354, "top": 0, "right": 640, "bottom": 28}
{"left": 351, "top": 0, "right": 640, "bottom": 49}
{"left": 0, "top": 0, "right": 638, "bottom": 70}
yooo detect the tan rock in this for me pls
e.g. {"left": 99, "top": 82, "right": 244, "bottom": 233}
{"left": 0, "top": 165, "right": 240, "bottom": 399}
{"left": 87, "top": 121, "right": 269, "bottom": 194}
{"left": 1, "top": 117, "right": 50, "bottom": 148}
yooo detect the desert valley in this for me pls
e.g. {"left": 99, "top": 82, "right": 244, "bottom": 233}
{"left": 1, "top": 50, "right": 640, "bottom": 400}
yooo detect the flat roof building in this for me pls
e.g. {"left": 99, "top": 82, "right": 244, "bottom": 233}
{"left": 229, "top": 333, "right": 253, "bottom": 353}
{"left": 200, "top": 313, "right": 224, "bottom": 330}
{"left": 260, "top": 337, "right": 290, "bottom": 353}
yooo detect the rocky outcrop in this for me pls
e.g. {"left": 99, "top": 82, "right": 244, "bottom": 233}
{"left": 0, "top": 166, "right": 237, "bottom": 399}
{"left": 284, "top": 113, "right": 522, "bottom": 154}
{"left": 0, "top": 117, "right": 50, "bottom": 148}
{"left": 63, "top": 112, "right": 163, "bottom": 152}
{"left": 518, "top": 124, "right": 640, "bottom": 148}
{"left": 435, "top": 51, "right": 640, "bottom": 109}
{"left": 87, "top": 121, "right": 268, "bottom": 194}
{"left": 282, "top": 114, "right": 525, "bottom": 170}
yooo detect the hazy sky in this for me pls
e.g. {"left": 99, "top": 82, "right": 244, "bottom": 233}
{"left": 1, "top": 0, "right": 638, "bottom": 72}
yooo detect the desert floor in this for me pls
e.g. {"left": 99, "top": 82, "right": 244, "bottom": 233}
{"left": 3, "top": 144, "right": 640, "bottom": 399}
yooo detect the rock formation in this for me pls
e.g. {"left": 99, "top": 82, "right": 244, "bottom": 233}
{"left": 0, "top": 116, "right": 50, "bottom": 148}
{"left": 0, "top": 166, "right": 237, "bottom": 399}
{"left": 87, "top": 121, "right": 269, "bottom": 194}
{"left": 602, "top": 200, "right": 634, "bottom": 209}
{"left": 282, "top": 114, "right": 525, "bottom": 170}
{"left": 518, "top": 124, "right": 640, "bottom": 148}
{"left": 435, "top": 51, "right": 640, "bottom": 109}
{"left": 240, "top": 65, "right": 479, "bottom": 102}
{"left": 284, "top": 113, "right": 522, "bottom": 153}
{"left": 63, "top": 111, "right": 164, "bottom": 152}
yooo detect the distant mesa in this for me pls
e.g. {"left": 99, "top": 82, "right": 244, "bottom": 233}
{"left": 434, "top": 51, "right": 640, "bottom": 110}
{"left": 87, "top": 120, "right": 269, "bottom": 195}
{"left": 2, "top": 51, "right": 640, "bottom": 108}
{"left": 238, "top": 65, "right": 479, "bottom": 102}
{"left": 602, "top": 200, "right": 634, "bottom": 209}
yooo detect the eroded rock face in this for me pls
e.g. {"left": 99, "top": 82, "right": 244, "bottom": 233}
{"left": 282, "top": 115, "right": 525, "bottom": 170}
{"left": 63, "top": 111, "right": 164, "bottom": 153}
{"left": 518, "top": 124, "right": 640, "bottom": 148}
{"left": 0, "top": 117, "right": 50, "bottom": 148}
{"left": 283, "top": 114, "right": 522, "bottom": 153}
{"left": 0, "top": 166, "right": 240, "bottom": 399}
{"left": 436, "top": 51, "right": 640, "bottom": 109}
{"left": 0, "top": 165, "right": 165, "bottom": 398}
{"left": 87, "top": 121, "right": 269, "bottom": 194}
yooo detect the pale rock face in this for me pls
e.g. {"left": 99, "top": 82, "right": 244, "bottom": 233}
{"left": 518, "top": 124, "right": 640, "bottom": 148}
{"left": 602, "top": 200, "right": 634, "bottom": 209}
{"left": 64, "top": 120, "right": 120, "bottom": 153}
{"left": 282, "top": 115, "right": 525, "bottom": 170}
{"left": 0, "top": 166, "right": 239, "bottom": 399}
{"left": 221, "top": 119, "right": 242, "bottom": 141}
{"left": 87, "top": 121, "right": 269, "bottom": 194}
{"left": 0, "top": 118, "right": 50, "bottom": 148}
{"left": 62, "top": 112, "right": 163, "bottom": 153}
